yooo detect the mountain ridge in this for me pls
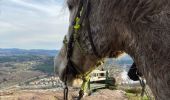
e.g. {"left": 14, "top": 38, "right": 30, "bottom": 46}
{"left": 0, "top": 48, "right": 59, "bottom": 57}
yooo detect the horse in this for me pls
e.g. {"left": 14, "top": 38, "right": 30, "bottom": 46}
{"left": 55, "top": 0, "right": 170, "bottom": 99}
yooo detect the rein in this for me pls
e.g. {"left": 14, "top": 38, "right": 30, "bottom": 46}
{"left": 63, "top": 0, "right": 101, "bottom": 100}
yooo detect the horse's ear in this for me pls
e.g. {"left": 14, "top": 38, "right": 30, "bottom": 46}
{"left": 131, "top": 0, "right": 168, "bottom": 23}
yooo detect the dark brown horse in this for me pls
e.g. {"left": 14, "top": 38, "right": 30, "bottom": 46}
{"left": 55, "top": 0, "right": 170, "bottom": 99}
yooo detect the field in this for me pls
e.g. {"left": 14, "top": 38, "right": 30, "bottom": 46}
{"left": 0, "top": 49, "right": 56, "bottom": 89}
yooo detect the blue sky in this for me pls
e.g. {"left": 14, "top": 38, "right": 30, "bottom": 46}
{"left": 0, "top": 0, "right": 69, "bottom": 50}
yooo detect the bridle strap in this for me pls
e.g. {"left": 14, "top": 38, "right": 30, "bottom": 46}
{"left": 65, "top": 0, "right": 89, "bottom": 76}
{"left": 63, "top": 0, "right": 101, "bottom": 99}
{"left": 79, "top": 0, "right": 89, "bottom": 25}
{"left": 84, "top": 0, "right": 101, "bottom": 58}
{"left": 64, "top": 0, "right": 90, "bottom": 100}
{"left": 86, "top": 16, "right": 101, "bottom": 58}
{"left": 63, "top": 85, "right": 68, "bottom": 100}
{"left": 81, "top": 0, "right": 101, "bottom": 58}
{"left": 71, "top": 0, "right": 83, "bottom": 25}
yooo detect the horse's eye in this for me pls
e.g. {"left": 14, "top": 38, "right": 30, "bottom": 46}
{"left": 68, "top": 4, "right": 73, "bottom": 10}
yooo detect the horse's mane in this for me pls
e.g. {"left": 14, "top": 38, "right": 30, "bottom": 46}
{"left": 66, "top": 0, "right": 169, "bottom": 22}
{"left": 129, "top": 0, "right": 169, "bottom": 22}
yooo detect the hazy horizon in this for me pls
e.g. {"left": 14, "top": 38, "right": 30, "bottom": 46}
{"left": 0, "top": 47, "right": 59, "bottom": 50}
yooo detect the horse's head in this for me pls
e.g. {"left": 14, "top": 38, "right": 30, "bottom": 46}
{"left": 55, "top": 0, "right": 125, "bottom": 86}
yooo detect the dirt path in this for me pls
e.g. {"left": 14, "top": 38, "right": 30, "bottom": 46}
{"left": 0, "top": 89, "right": 128, "bottom": 100}
{"left": 83, "top": 89, "right": 127, "bottom": 100}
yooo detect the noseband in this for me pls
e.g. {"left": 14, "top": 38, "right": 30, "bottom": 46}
{"left": 63, "top": 0, "right": 101, "bottom": 100}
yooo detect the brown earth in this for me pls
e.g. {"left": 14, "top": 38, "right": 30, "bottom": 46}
{"left": 0, "top": 89, "right": 128, "bottom": 100}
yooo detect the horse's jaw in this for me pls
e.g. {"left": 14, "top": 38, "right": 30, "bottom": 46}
{"left": 56, "top": 59, "right": 84, "bottom": 87}
{"left": 61, "top": 72, "right": 83, "bottom": 87}
{"left": 59, "top": 66, "right": 83, "bottom": 87}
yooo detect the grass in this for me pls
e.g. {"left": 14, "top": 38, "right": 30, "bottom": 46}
{"left": 33, "top": 63, "right": 54, "bottom": 74}
{"left": 124, "top": 87, "right": 150, "bottom": 100}
{"left": 126, "top": 93, "right": 149, "bottom": 100}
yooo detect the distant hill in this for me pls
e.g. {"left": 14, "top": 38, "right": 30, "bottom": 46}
{"left": 0, "top": 48, "right": 133, "bottom": 67}
{"left": 0, "top": 48, "right": 59, "bottom": 57}
{"left": 0, "top": 48, "right": 59, "bottom": 74}
{"left": 0, "top": 48, "right": 133, "bottom": 73}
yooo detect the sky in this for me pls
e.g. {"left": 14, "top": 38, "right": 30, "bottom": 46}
{"left": 0, "top": 0, "right": 69, "bottom": 50}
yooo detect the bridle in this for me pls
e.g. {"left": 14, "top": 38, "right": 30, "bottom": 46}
{"left": 63, "top": 0, "right": 101, "bottom": 100}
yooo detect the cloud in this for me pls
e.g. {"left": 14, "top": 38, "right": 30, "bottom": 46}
{"left": 0, "top": 0, "right": 69, "bottom": 50}
{"left": 9, "top": 0, "right": 62, "bottom": 16}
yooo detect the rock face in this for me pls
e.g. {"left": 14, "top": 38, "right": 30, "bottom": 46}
{"left": 0, "top": 89, "right": 127, "bottom": 100}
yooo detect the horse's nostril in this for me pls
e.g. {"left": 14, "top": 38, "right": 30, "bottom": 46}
{"left": 60, "top": 71, "right": 65, "bottom": 82}
{"left": 60, "top": 68, "right": 70, "bottom": 82}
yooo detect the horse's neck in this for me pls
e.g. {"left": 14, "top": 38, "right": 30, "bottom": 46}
{"left": 112, "top": 0, "right": 170, "bottom": 99}
{"left": 125, "top": 23, "right": 170, "bottom": 100}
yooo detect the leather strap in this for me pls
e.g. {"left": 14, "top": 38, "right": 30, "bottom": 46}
{"left": 85, "top": 8, "right": 101, "bottom": 58}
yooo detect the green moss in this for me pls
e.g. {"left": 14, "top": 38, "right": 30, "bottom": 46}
{"left": 126, "top": 93, "right": 149, "bottom": 100}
